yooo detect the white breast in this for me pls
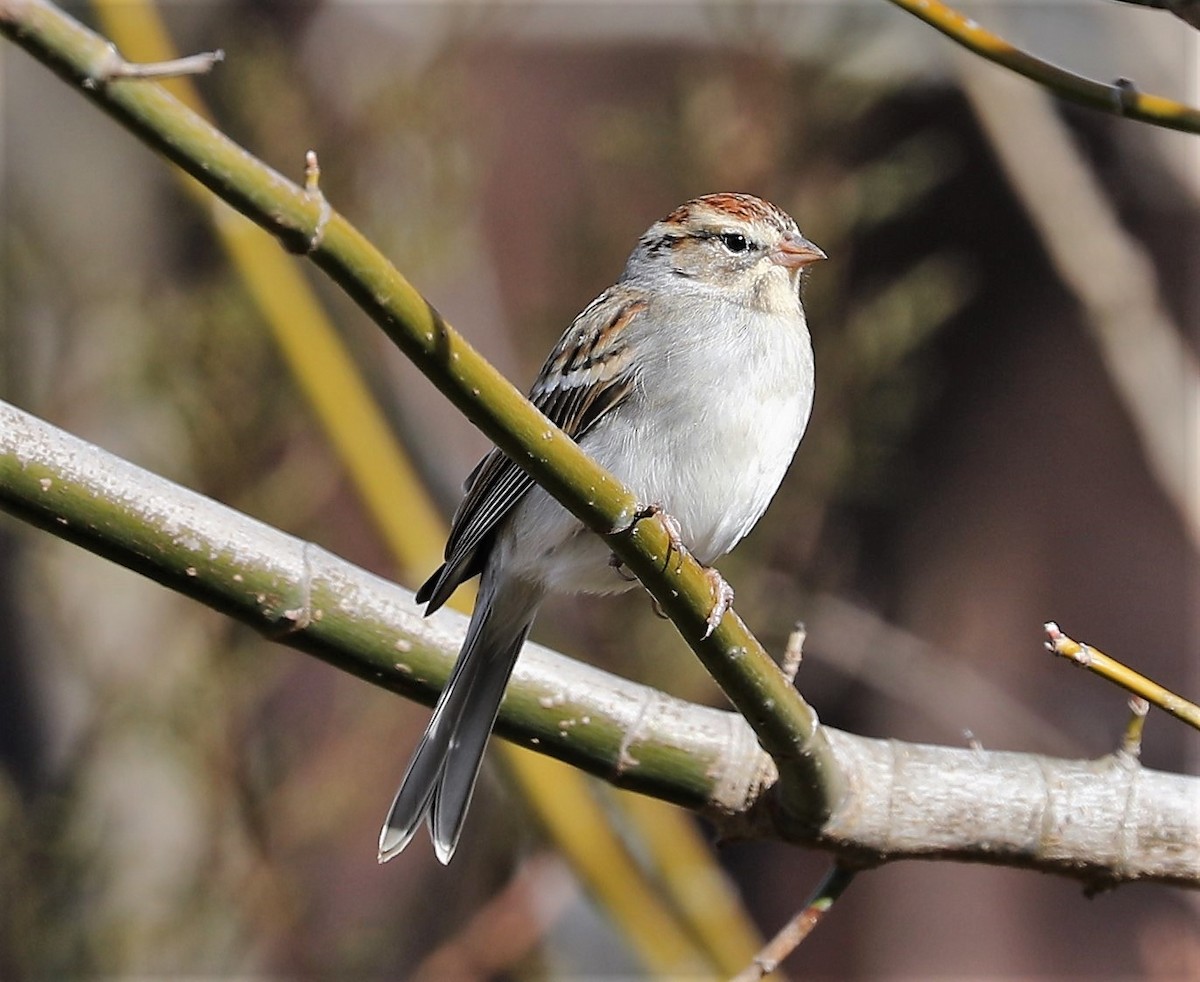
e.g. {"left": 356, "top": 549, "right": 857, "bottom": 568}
{"left": 602, "top": 306, "right": 813, "bottom": 563}
{"left": 499, "top": 299, "right": 814, "bottom": 594}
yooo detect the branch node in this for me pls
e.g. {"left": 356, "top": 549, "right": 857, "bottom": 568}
{"left": 1110, "top": 77, "right": 1139, "bottom": 116}
{"left": 82, "top": 41, "right": 122, "bottom": 89}
{"left": 302, "top": 149, "right": 332, "bottom": 254}
{"left": 265, "top": 541, "right": 314, "bottom": 637}
{"left": 614, "top": 689, "right": 664, "bottom": 775}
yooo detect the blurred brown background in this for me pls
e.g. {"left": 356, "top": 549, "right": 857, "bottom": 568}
{"left": 1, "top": 1, "right": 1197, "bottom": 978}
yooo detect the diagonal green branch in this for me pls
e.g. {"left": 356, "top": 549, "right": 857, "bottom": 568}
{"left": 0, "top": 0, "right": 843, "bottom": 832}
{"left": 886, "top": 0, "right": 1200, "bottom": 134}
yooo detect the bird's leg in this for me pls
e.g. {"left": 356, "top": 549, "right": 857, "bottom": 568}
{"left": 608, "top": 553, "right": 638, "bottom": 582}
{"left": 618, "top": 503, "right": 731, "bottom": 633}
{"left": 606, "top": 553, "right": 668, "bottom": 617}
{"left": 639, "top": 505, "right": 733, "bottom": 635}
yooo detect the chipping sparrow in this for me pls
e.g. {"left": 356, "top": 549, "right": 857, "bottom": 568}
{"left": 380, "top": 193, "right": 825, "bottom": 864}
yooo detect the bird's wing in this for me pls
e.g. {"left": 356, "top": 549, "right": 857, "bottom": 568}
{"left": 416, "top": 292, "right": 645, "bottom": 611}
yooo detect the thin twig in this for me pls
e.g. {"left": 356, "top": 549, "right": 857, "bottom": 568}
{"left": 1119, "top": 697, "right": 1151, "bottom": 760}
{"left": 780, "top": 622, "right": 806, "bottom": 685}
{"left": 731, "top": 865, "right": 857, "bottom": 982}
{"left": 886, "top": 0, "right": 1200, "bottom": 133}
{"left": 87, "top": 45, "right": 223, "bottom": 83}
{"left": 1044, "top": 623, "right": 1200, "bottom": 732}
{"left": 959, "top": 54, "right": 1200, "bottom": 555}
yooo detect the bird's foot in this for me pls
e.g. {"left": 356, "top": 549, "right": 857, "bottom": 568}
{"left": 625, "top": 502, "right": 685, "bottom": 567}
{"left": 620, "top": 503, "right": 730, "bottom": 634}
{"left": 608, "top": 552, "right": 638, "bottom": 582}
{"left": 702, "top": 567, "right": 734, "bottom": 639}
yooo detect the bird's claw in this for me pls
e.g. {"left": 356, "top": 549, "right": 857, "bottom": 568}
{"left": 658, "top": 510, "right": 685, "bottom": 559}
{"left": 702, "top": 568, "right": 734, "bottom": 638}
{"left": 623, "top": 503, "right": 730, "bottom": 634}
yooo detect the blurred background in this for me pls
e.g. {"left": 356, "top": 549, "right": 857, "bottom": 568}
{"left": 1, "top": 0, "right": 1198, "bottom": 977}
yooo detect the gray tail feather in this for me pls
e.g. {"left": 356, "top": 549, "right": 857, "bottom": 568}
{"left": 379, "top": 574, "right": 539, "bottom": 865}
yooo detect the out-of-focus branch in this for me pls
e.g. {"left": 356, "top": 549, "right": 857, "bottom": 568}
{"left": 808, "top": 594, "right": 1080, "bottom": 756}
{"left": 959, "top": 55, "right": 1200, "bottom": 556}
{"left": 1108, "top": 0, "right": 1200, "bottom": 31}
{"left": 886, "top": 0, "right": 1200, "bottom": 133}
{"left": 0, "top": 0, "right": 843, "bottom": 831}
{"left": 410, "top": 855, "right": 580, "bottom": 980}
{"left": 2, "top": 399, "right": 1198, "bottom": 890}
{"left": 86, "top": 1, "right": 447, "bottom": 588}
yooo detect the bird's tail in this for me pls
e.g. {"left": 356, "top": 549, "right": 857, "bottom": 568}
{"left": 379, "top": 571, "right": 540, "bottom": 865}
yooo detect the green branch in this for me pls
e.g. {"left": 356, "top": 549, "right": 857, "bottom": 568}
{"left": 0, "top": 399, "right": 753, "bottom": 809}
{"left": 0, "top": 0, "right": 843, "bottom": 831}
{"left": 887, "top": 0, "right": 1200, "bottom": 134}
{"left": 3, "top": 398, "right": 1198, "bottom": 888}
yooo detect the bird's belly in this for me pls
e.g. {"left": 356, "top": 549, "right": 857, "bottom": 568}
{"left": 500, "top": 386, "right": 808, "bottom": 594}
{"left": 607, "top": 390, "right": 807, "bottom": 563}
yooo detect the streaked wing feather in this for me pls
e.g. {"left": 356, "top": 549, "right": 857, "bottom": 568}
{"left": 418, "top": 293, "right": 644, "bottom": 612}
{"left": 416, "top": 450, "right": 532, "bottom": 609}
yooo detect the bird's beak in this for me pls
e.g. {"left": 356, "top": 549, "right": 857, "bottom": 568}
{"left": 770, "top": 231, "right": 827, "bottom": 270}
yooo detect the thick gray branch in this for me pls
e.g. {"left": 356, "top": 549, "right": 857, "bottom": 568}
{"left": 2, "top": 399, "right": 1196, "bottom": 889}
{"left": 818, "top": 733, "right": 1198, "bottom": 889}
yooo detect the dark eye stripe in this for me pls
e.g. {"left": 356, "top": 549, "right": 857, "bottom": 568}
{"left": 641, "top": 228, "right": 759, "bottom": 261}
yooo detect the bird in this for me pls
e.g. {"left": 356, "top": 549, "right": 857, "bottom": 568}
{"left": 379, "top": 192, "right": 825, "bottom": 864}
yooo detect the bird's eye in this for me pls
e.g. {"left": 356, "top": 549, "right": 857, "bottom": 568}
{"left": 718, "top": 232, "right": 750, "bottom": 254}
